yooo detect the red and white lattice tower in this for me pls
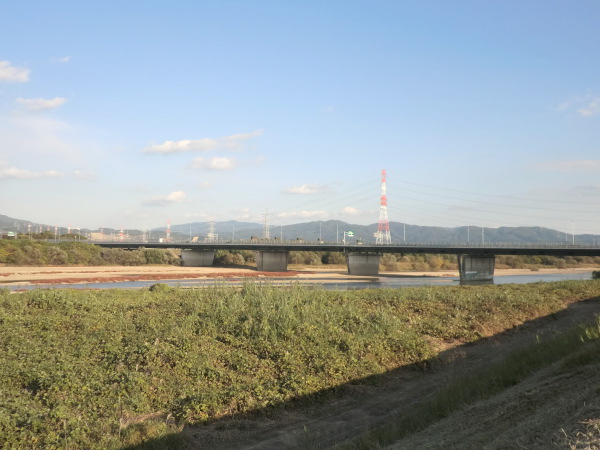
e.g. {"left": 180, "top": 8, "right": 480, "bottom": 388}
{"left": 376, "top": 169, "right": 392, "bottom": 244}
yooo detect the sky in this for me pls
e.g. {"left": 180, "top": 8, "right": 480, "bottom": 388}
{"left": 1, "top": 1, "right": 599, "bottom": 235}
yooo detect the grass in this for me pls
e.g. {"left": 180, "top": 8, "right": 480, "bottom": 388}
{"left": 341, "top": 312, "right": 600, "bottom": 449}
{"left": 1, "top": 280, "right": 599, "bottom": 448}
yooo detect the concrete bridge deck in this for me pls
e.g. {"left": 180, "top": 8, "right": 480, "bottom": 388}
{"left": 92, "top": 240, "right": 600, "bottom": 257}
{"left": 89, "top": 240, "right": 600, "bottom": 283}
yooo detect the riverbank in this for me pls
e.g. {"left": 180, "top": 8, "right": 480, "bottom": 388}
{"left": 0, "top": 265, "right": 596, "bottom": 287}
{"left": 2, "top": 277, "right": 599, "bottom": 449}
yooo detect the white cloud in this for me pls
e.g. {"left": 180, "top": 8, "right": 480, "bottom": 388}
{"left": 189, "top": 155, "right": 263, "bottom": 171}
{"left": 284, "top": 184, "right": 329, "bottom": 195}
{"left": 341, "top": 206, "right": 361, "bottom": 215}
{"left": 74, "top": 170, "right": 96, "bottom": 180}
{"left": 0, "top": 161, "right": 63, "bottom": 180}
{"left": 15, "top": 97, "right": 67, "bottom": 112}
{"left": 143, "top": 129, "right": 263, "bottom": 154}
{"left": 536, "top": 160, "right": 600, "bottom": 172}
{"left": 53, "top": 56, "right": 72, "bottom": 63}
{"left": 277, "top": 210, "right": 329, "bottom": 219}
{"left": 189, "top": 157, "right": 236, "bottom": 171}
{"left": 555, "top": 98, "right": 574, "bottom": 112}
{"left": 233, "top": 208, "right": 252, "bottom": 220}
{"left": 578, "top": 97, "right": 600, "bottom": 117}
{"left": 0, "top": 61, "right": 30, "bottom": 82}
{"left": 196, "top": 181, "right": 212, "bottom": 189}
{"left": 142, "top": 191, "right": 187, "bottom": 206}
{"left": 0, "top": 114, "right": 79, "bottom": 159}
{"left": 557, "top": 95, "right": 600, "bottom": 118}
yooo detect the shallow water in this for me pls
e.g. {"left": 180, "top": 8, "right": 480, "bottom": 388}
{"left": 6, "top": 271, "right": 595, "bottom": 291}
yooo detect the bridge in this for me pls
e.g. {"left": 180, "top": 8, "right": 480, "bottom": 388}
{"left": 92, "top": 240, "right": 600, "bottom": 283}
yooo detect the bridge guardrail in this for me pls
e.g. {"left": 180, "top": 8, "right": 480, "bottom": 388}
{"left": 80, "top": 239, "right": 600, "bottom": 249}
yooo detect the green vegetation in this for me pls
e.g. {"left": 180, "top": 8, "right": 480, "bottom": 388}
{"left": 289, "top": 252, "right": 600, "bottom": 272}
{"left": 345, "top": 313, "right": 600, "bottom": 449}
{"left": 2, "top": 237, "right": 600, "bottom": 271}
{"left": 379, "top": 253, "right": 600, "bottom": 272}
{"left": 496, "top": 254, "right": 600, "bottom": 270}
{"left": 0, "top": 239, "right": 180, "bottom": 266}
{"left": 1, "top": 280, "right": 599, "bottom": 448}
{"left": 214, "top": 249, "right": 255, "bottom": 266}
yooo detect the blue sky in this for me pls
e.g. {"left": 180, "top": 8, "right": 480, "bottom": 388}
{"left": 1, "top": 1, "right": 599, "bottom": 235}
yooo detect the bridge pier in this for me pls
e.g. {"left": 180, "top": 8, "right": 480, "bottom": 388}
{"left": 255, "top": 250, "right": 289, "bottom": 272}
{"left": 346, "top": 252, "right": 381, "bottom": 276}
{"left": 181, "top": 249, "right": 216, "bottom": 267}
{"left": 457, "top": 254, "right": 495, "bottom": 284}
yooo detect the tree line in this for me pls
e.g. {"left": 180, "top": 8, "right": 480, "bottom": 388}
{"left": 215, "top": 249, "right": 600, "bottom": 271}
{"left": 0, "top": 239, "right": 180, "bottom": 266}
{"left": 2, "top": 238, "right": 599, "bottom": 270}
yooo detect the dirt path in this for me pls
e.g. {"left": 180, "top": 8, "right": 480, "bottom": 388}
{"left": 182, "top": 296, "right": 600, "bottom": 449}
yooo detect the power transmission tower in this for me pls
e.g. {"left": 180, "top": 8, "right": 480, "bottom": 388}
{"left": 262, "top": 210, "right": 270, "bottom": 239}
{"left": 207, "top": 221, "right": 218, "bottom": 241}
{"left": 376, "top": 169, "right": 392, "bottom": 244}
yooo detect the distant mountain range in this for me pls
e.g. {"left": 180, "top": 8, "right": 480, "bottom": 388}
{"left": 2, "top": 214, "right": 598, "bottom": 244}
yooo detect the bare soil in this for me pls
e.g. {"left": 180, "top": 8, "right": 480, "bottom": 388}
{"left": 0, "top": 264, "right": 590, "bottom": 286}
{"left": 0, "top": 265, "right": 312, "bottom": 286}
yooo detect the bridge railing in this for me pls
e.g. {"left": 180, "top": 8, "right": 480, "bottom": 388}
{"left": 80, "top": 238, "right": 600, "bottom": 249}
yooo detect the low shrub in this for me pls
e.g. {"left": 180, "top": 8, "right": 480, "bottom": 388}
{"left": 1, "top": 280, "right": 599, "bottom": 448}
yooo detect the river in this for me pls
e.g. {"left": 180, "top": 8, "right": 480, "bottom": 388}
{"left": 6, "top": 271, "right": 596, "bottom": 291}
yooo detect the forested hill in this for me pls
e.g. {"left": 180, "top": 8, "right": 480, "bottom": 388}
{"left": 173, "top": 220, "right": 596, "bottom": 245}
{"left": 2, "top": 213, "right": 598, "bottom": 244}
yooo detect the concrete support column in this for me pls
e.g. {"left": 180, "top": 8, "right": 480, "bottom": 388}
{"left": 457, "top": 254, "right": 495, "bottom": 284}
{"left": 181, "top": 249, "right": 215, "bottom": 267}
{"left": 255, "top": 250, "right": 289, "bottom": 272}
{"left": 346, "top": 252, "right": 381, "bottom": 276}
